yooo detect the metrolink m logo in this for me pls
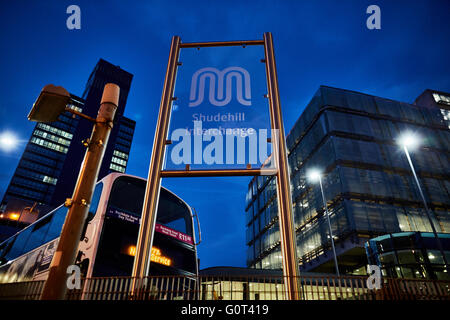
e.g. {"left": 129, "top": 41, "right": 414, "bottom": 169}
{"left": 189, "top": 67, "right": 251, "bottom": 107}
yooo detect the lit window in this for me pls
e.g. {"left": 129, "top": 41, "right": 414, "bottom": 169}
{"left": 43, "top": 176, "right": 58, "bottom": 185}
{"left": 66, "top": 103, "right": 83, "bottom": 113}
{"left": 37, "top": 123, "right": 73, "bottom": 139}
{"left": 433, "top": 93, "right": 440, "bottom": 102}
{"left": 113, "top": 150, "right": 129, "bottom": 160}
{"left": 30, "top": 137, "right": 68, "bottom": 153}
{"left": 433, "top": 92, "right": 450, "bottom": 106}
{"left": 33, "top": 129, "right": 71, "bottom": 146}
{"left": 109, "top": 163, "right": 125, "bottom": 173}
{"left": 440, "top": 109, "right": 450, "bottom": 129}
{"left": 111, "top": 156, "right": 127, "bottom": 166}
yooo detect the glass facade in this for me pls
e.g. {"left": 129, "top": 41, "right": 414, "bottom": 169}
{"left": 49, "top": 59, "right": 135, "bottom": 207}
{"left": 1, "top": 95, "right": 83, "bottom": 206}
{"left": 365, "top": 232, "right": 450, "bottom": 280}
{"left": 109, "top": 116, "right": 135, "bottom": 174}
{"left": 245, "top": 86, "right": 450, "bottom": 275}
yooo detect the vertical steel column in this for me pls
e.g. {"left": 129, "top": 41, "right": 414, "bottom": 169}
{"left": 263, "top": 32, "right": 301, "bottom": 300}
{"left": 131, "top": 36, "right": 181, "bottom": 292}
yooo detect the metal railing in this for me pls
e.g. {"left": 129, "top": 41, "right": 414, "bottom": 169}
{"left": 0, "top": 280, "right": 45, "bottom": 300}
{"left": 0, "top": 275, "right": 449, "bottom": 300}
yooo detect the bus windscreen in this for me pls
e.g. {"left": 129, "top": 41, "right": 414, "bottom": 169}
{"left": 108, "top": 176, "right": 193, "bottom": 237}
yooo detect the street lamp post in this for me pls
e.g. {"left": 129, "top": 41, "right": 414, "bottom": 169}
{"left": 398, "top": 132, "right": 449, "bottom": 273}
{"left": 308, "top": 169, "right": 340, "bottom": 277}
{"left": 27, "top": 83, "right": 120, "bottom": 299}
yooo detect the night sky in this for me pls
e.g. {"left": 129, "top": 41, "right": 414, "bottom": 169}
{"left": 0, "top": 0, "right": 449, "bottom": 269}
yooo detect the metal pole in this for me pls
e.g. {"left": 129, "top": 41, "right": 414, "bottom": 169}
{"left": 318, "top": 177, "right": 340, "bottom": 277}
{"left": 263, "top": 32, "right": 300, "bottom": 300}
{"left": 40, "top": 83, "right": 119, "bottom": 300}
{"left": 131, "top": 36, "right": 181, "bottom": 293}
{"left": 403, "top": 146, "right": 449, "bottom": 272}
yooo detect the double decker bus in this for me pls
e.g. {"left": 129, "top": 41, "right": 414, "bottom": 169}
{"left": 0, "top": 173, "right": 199, "bottom": 290}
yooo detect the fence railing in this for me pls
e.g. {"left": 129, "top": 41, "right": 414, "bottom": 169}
{"left": 0, "top": 275, "right": 449, "bottom": 300}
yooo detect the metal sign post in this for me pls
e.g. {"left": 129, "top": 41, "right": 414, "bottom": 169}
{"left": 263, "top": 32, "right": 300, "bottom": 300}
{"left": 131, "top": 32, "right": 301, "bottom": 300}
{"left": 130, "top": 36, "right": 181, "bottom": 295}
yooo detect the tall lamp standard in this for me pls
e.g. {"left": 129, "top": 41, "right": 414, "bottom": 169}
{"left": 27, "top": 84, "right": 120, "bottom": 300}
{"left": 307, "top": 169, "right": 340, "bottom": 277}
{"left": 397, "top": 132, "right": 449, "bottom": 272}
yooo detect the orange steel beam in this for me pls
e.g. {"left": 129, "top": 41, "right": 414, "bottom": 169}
{"left": 160, "top": 168, "right": 277, "bottom": 178}
{"left": 180, "top": 40, "right": 264, "bottom": 48}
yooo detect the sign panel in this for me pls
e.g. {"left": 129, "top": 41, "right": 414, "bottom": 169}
{"left": 107, "top": 207, "right": 140, "bottom": 224}
{"left": 164, "top": 45, "right": 274, "bottom": 171}
{"left": 107, "top": 207, "right": 193, "bottom": 245}
{"left": 155, "top": 223, "right": 193, "bottom": 245}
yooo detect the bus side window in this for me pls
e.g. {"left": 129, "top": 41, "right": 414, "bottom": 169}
{"left": 22, "top": 214, "right": 53, "bottom": 253}
{"left": 0, "top": 238, "right": 16, "bottom": 264}
{"left": 0, "top": 241, "right": 6, "bottom": 259}
{"left": 88, "top": 182, "right": 103, "bottom": 221}
{"left": 44, "top": 206, "right": 68, "bottom": 243}
{"left": 5, "top": 227, "right": 33, "bottom": 261}
{"left": 80, "top": 182, "right": 103, "bottom": 241}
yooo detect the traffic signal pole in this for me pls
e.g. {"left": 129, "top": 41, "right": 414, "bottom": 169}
{"left": 40, "top": 83, "right": 119, "bottom": 300}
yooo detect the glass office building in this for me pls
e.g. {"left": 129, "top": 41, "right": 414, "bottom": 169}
{"left": 0, "top": 96, "right": 85, "bottom": 241}
{"left": 109, "top": 116, "right": 135, "bottom": 173}
{"left": 0, "top": 59, "right": 135, "bottom": 240}
{"left": 245, "top": 86, "right": 450, "bottom": 277}
{"left": 1, "top": 97, "right": 84, "bottom": 208}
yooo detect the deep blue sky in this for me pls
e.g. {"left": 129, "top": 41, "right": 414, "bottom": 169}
{"left": 0, "top": 1, "right": 449, "bottom": 269}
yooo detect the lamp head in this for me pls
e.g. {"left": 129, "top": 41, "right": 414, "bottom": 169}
{"left": 398, "top": 131, "right": 420, "bottom": 150}
{"left": 307, "top": 169, "right": 322, "bottom": 183}
{"left": 28, "top": 84, "right": 71, "bottom": 123}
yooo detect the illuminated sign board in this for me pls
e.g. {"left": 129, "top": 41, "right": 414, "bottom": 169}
{"left": 107, "top": 208, "right": 193, "bottom": 244}
{"left": 108, "top": 208, "right": 193, "bottom": 245}
{"left": 150, "top": 247, "right": 172, "bottom": 267}
{"left": 127, "top": 245, "right": 137, "bottom": 256}
{"left": 155, "top": 223, "right": 193, "bottom": 245}
{"left": 127, "top": 245, "right": 172, "bottom": 267}
{"left": 107, "top": 208, "right": 140, "bottom": 224}
{"left": 164, "top": 45, "right": 273, "bottom": 171}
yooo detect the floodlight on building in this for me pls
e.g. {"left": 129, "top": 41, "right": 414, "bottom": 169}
{"left": 307, "top": 168, "right": 322, "bottom": 183}
{"left": 397, "top": 131, "right": 420, "bottom": 150}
